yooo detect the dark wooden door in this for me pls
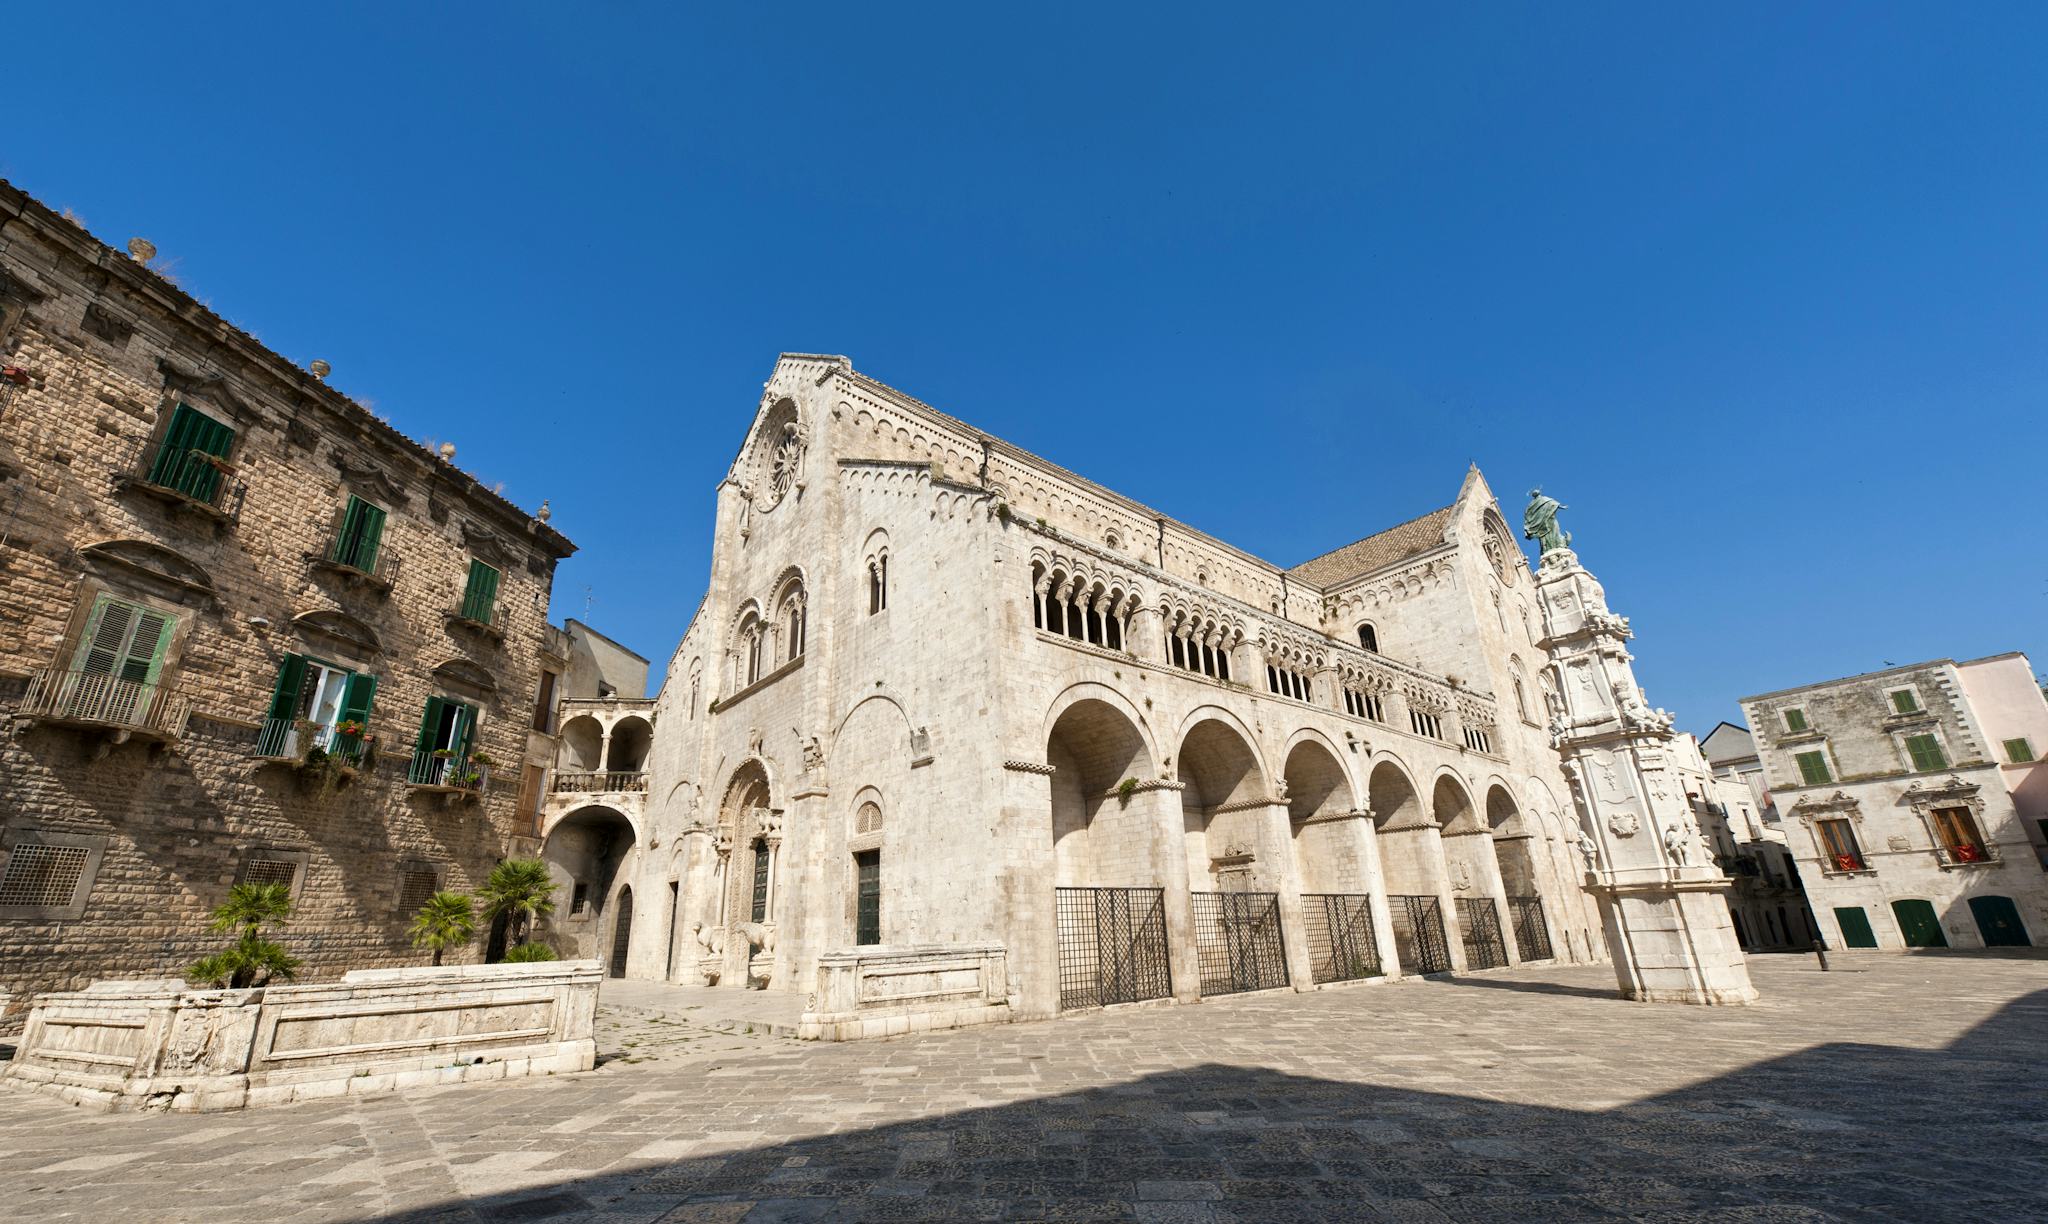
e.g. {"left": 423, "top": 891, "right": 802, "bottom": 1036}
{"left": 1970, "top": 895, "right": 2031, "bottom": 947}
{"left": 855, "top": 851, "right": 881, "bottom": 945}
{"left": 1891, "top": 899, "right": 1947, "bottom": 948}
{"left": 1833, "top": 905, "right": 1878, "bottom": 949}
{"left": 609, "top": 887, "right": 634, "bottom": 977}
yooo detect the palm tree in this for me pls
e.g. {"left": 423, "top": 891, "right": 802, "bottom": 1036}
{"left": 478, "top": 858, "right": 556, "bottom": 954}
{"left": 188, "top": 882, "right": 302, "bottom": 988}
{"left": 409, "top": 890, "right": 478, "bottom": 966}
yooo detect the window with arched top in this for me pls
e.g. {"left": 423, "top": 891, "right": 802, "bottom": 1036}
{"left": 749, "top": 836, "right": 771, "bottom": 922}
{"left": 733, "top": 609, "right": 765, "bottom": 688}
{"left": 1357, "top": 623, "right": 1379, "bottom": 653}
{"left": 856, "top": 801, "right": 883, "bottom": 835}
{"left": 773, "top": 577, "right": 807, "bottom": 664}
{"left": 868, "top": 552, "right": 888, "bottom": 614}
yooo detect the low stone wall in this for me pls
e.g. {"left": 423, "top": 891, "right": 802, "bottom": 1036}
{"left": 1, "top": 960, "right": 600, "bottom": 1112}
{"left": 798, "top": 943, "right": 1010, "bottom": 1041}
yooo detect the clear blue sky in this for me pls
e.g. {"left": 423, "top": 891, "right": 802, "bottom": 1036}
{"left": 8, "top": 4, "right": 2044, "bottom": 725}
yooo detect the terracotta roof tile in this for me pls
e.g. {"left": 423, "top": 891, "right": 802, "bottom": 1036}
{"left": 1286, "top": 506, "right": 1454, "bottom": 587}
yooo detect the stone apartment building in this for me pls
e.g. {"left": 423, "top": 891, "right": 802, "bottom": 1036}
{"left": 537, "top": 351, "right": 1685, "bottom": 1026}
{"left": 1740, "top": 653, "right": 2048, "bottom": 951}
{"left": 0, "top": 179, "right": 574, "bottom": 1026}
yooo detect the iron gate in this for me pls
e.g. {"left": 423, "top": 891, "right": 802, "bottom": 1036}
{"left": 1507, "top": 896, "right": 1553, "bottom": 961}
{"left": 1389, "top": 894, "right": 1452, "bottom": 975}
{"left": 1303, "top": 893, "right": 1381, "bottom": 983}
{"left": 1191, "top": 891, "right": 1288, "bottom": 996}
{"left": 1055, "top": 886, "right": 1172, "bottom": 1011}
{"left": 1457, "top": 896, "right": 1508, "bottom": 969}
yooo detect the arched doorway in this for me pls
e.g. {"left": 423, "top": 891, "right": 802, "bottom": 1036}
{"left": 1487, "top": 784, "right": 1553, "bottom": 961}
{"left": 1434, "top": 776, "right": 1508, "bottom": 969}
{"left": 1369, "top": 760, "right": 1451, "bottom": 974}
{"left": 1047, "top": 698, "right": 1171, "bottom": 1010}
{"left": 610, "top": 885, "right": 634, "bottom": 977}
{"left": 540, "top": 804, "right": 636, "bottom": 964}
{"left": 1178, "top": 717, "right": 1287, "bottom": 996}
{"left": 706, "top": 760, "right": 779, "bottom": 987}
{"left": 1285, "top": 740, "right": 1380, "bottom": 982}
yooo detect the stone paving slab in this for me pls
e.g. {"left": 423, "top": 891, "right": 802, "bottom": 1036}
{"left": 2, "top": 954, "right": 2045, "bottom": 1222}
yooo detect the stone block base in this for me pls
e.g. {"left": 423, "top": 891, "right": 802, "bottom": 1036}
{"left": 1, "top": 961, "right": 601, "bottom": 1112}
{"left": 797, "top": 943, "right": 1011, "bottom": 1041}
{"left": 1596, "top": 874, "right": 1758, "bottom": 1006}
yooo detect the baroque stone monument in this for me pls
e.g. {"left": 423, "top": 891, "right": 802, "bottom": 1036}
{"left": 1527, "top": 492, "right": 1757, "bottom": 1005}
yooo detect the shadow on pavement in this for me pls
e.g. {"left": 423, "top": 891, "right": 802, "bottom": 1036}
{"left": 366, "top": 987, "right": 2048, "bottom": 1223}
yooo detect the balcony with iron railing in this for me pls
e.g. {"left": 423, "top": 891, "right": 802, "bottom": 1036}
{"left": 253, "top": 717, "right": 376, "bottom": 771}
{"left": 18, "top": 667, "right": 191, "bottom": 743}
{"left": 403, "top": 743, "right": 490, "bottom": 799}
{"left": 552, "top": 769, "right": 648, "bottom": 795}
{"left": 113, "top": 438, "right": 244, "bottom": 522}
{"left": 308, "top": 535, "right": 400, "bottom": 594}
{"left": 446, "top": 597, "right": 505, "bottom": 643}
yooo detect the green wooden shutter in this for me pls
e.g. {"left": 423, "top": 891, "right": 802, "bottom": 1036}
{"left": 333, "top": 496, "right": 387, "bottom": 571}
{"left": 461, "top": 561, "right": 500, "bottom": 624}
{"left": 146, "top": 403, "right": 234, "bottom": 502}
{"left": 338, "top": 672, "right": 377, "bottom": 732}
{"left": 1906, "top": 734, "right": 1946, "bottom": 772}
{"left": 356, "top": 501, "right": 386, "bottom": 572}
{"left": 266, "top": 654, "right": 309, "bottom": 723}
{"left": 454, "top": 702, "right": 478, "bottom": 759}
{"left": 69, "top": 596, "right": 131, "bottom": 677}
{"left": 125, "top": 609, "right": 174, "bottom": 686}
{"left": 2005, "top": 738, "right": 2036, "bottom": 764}
{"left": 1891, "top": 690, "right": 1918, "bottom": 714}
{"left": 1784, "top": 709, "right": 1807, "bottom": 732}
{"left": 416, "top": 696, "right": 448, "bottom": 750}
{"left": 1796, "top": 751, "right": 1830, "bottom": 785}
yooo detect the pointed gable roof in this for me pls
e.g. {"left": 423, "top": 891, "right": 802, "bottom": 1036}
{"left": 1285, "top": 505, "right": 1456, "bottom": 588}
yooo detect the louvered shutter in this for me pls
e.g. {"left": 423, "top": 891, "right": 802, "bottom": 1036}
{"left": 462, "top": 561, "right": 499, "bottom": 623}
{"left": 69, "top": 596, "right": 134, "bottom": 678}
{"left": 416, "top": 696, "right": 448, "bottom": 751}
{"left": 339, "top": 672, "right": 378, "bottom": 732}
{"left": 145, "top": 405, "right": 202, "bottom": 488}
{"left": 453, "top": 702, "right": 478, "bottom": 759}
{"left": 356, "top": 501, "right": 386, "bottom": 572}
{"left": 266, "top": 654, "right": 309, "bottom": 723}
{"left": 123, "top": 609, "right": 174, "bottom": 686}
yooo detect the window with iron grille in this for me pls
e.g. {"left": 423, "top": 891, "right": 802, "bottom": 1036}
{"left": 237, "top": 853, "right": 301, "bottom": 895}
{"left": 570, "top": 881, "right": 589, "bottom": 914}
{"left": 397, "top": 865, "right": 440, "bottom": 915}
{"left": 0, "top": 844, "right": 92, "bottom": 908}
{"left": 855, "top": 801, "right": 884, "bottom": 835}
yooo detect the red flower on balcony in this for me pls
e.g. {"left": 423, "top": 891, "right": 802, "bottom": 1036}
{"left": 1, "top": 365, "right": 31, "bottom": 386}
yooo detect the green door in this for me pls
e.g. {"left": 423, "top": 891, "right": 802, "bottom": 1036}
{"left": 1891, "top": 899, "right": 1947, "bottom": 948}
{"left": 1969, "top": 896, "right": 2031, "bottom": 947}
{"left": 1833, "top": 906, "right": 1878, "bottom": 949}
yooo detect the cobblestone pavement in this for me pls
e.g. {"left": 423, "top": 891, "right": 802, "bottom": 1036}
{"left": 3, "top": 954, "right": 2045, "bottom": 1223}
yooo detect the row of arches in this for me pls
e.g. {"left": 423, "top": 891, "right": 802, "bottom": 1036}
{"left": 1043, "top": 688, "right": 1590, "bottom": 1004}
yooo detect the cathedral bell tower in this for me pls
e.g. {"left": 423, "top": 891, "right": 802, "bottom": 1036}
{"left": 1526, "top": 491, "right": 1757, "bottom": 1005}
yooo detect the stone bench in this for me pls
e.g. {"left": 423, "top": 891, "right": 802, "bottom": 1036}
{"left": 1, "top": 960, "right": 600, "bottom": 1112}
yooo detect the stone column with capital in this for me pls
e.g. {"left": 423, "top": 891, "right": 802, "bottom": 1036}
{"left": 1533, "top": 530, "right": 1756, "bottom": 1005}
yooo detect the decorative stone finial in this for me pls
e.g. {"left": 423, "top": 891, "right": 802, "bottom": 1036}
{"left": 1523, "top": 487, "right": 1571, "bottom": 557}
{"left": 437, "top": 442, "right": 457, "bottom": 462}
{"left": 536, "top": 499, "right": 552, "bottom": 523}
{"left": 127, "top": 237, "right": 156, "bottom": 263}
{"left": 308, "top": 360, "right": 331, "bottom": 380}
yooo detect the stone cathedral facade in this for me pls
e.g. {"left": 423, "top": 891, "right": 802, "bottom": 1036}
{"left": 540, "top": 352, "right": 1719, "bottom": 1026}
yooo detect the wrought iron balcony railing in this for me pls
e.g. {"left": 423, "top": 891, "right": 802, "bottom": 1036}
{"left": 551, "top": 769, "right": 648, "bottom": 794}
{"left": 18, "top": 667, "right": 191, "bottom": 740}
{"left": 404, "top": 743, "right": 489, "bottom": 794}
{"left": 115, "top": 438, "right": 244, "bottom": 519}
{"left": 253, "top": 717, "right": 374, "bottom": 768}
{"left": 310, "top": 536, "right": 400, "bottom": 591}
